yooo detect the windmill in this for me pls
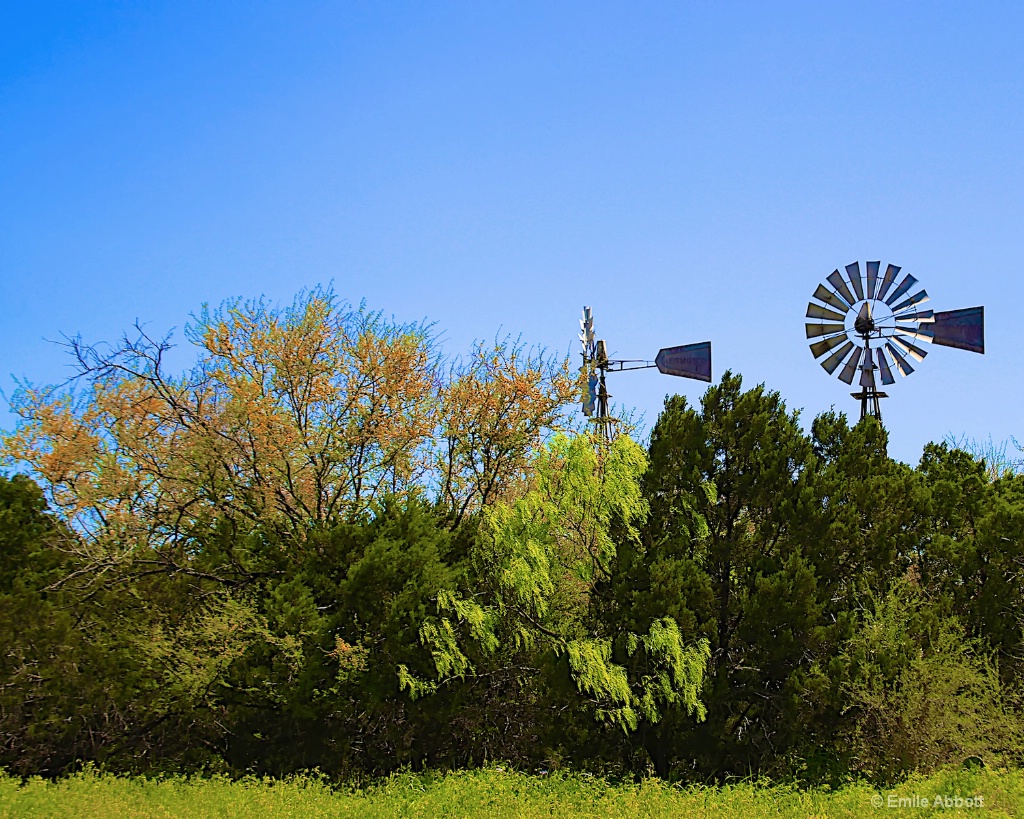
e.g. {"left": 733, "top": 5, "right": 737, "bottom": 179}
{"left": 579, "top": 306, "right": 712, "bottom": 439}
{"left": 806, "top": 262, "right": 985, "bottom": 422}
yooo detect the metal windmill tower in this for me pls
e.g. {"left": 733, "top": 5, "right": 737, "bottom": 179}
{"left": 579, "top": 306, "right": 712, "bottom": 439}
{"left": 806, "top": 261, "right": 985, "bottom": 423}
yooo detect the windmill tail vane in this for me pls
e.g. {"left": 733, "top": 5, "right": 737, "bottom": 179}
{"left": 806, "top": 261, "right": 984, "bottom": 423}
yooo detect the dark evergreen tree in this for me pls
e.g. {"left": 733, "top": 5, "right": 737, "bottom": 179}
{"left": 634, "top": 373, "right": 826, "bottom": 777}
{"left": 918, "top": 443, "right": 1024, "bottom": 673}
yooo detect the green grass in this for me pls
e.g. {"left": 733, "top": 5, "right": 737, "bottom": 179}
{"left": 1, "top": 766, "right": 1022, "bottom": 818}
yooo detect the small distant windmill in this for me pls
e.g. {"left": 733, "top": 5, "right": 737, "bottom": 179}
{"left": 806, "top": 262, "right": 985, "bottom": 422}
{"left": 579, "top": 306, "right": 712, "bottom": 439}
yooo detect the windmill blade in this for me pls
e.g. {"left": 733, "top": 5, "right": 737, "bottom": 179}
{"left": 813, "top": 283, "right": 852, "bottom": 313}
{"left": 894, "top": 308, "right": 935, "bottom": 323}
{"left": 827, "top": 270, "right": 857, "bottom": 307}
{"left": 891, "top": 334, "right": 929, "bottom": 362}
{"left": 819, "top": 340, "right": 855, "bottom": 373}
{"left": 931, "top": 306, "right": 985, "bottom": 353}
{"left": 810, "top": 332, "right": 850, "bottom": 358}
{"left": 859, "top": 347, "right": 876, "bottom": 387}
{"left": 806, "top": 302, "right": 847, "bottom": 322}
{"left": 875, "top": 264, "right": 901, "bottom": 301}
{"left": 865, "top": 261, "right": 880, "bottom": 299}
{"left": 886, "top": 342, "right": 915, "bottom": 376}
{"left": 876, "top": 345, "right": 896, "bottom": 385}
{"left": 890, "top": 289, "right": 930, "bottom": 313}
{"left": 806, "top": 322, "right": 846, "bottom": 339}
{"left": 895, "top": 325, "right": 934, "bottom": 343}
{"left": 845, "top": 262, "right": 865, "bottom": 301}
{"left": 885, "top": 273, "right": 919, "bottom": 306}
{"left": 837, "top": 346, "right": 863, "bottom": 384}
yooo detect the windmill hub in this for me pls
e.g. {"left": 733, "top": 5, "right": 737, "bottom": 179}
{"left": 853, "top": 308, "right": 875, "bottom": 335}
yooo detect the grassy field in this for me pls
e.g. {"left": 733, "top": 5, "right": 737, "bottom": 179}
{"left": 1, "top": 766, "right": 1022, "bottom": 818}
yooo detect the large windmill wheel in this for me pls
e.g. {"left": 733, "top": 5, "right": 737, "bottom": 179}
{"left": 806, "top": 262, "right": 984, "bottom": 421}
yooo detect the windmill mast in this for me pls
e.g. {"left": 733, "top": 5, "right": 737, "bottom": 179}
{"left": 579, "top": 307, "right": 617, "bottom": 440}
{"left": 850, "top": 300, "right": 887, "bottom": 422}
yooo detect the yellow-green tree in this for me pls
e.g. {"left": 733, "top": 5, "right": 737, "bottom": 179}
{"left": 414, "top": 432, "right": 710, "bottom": 732}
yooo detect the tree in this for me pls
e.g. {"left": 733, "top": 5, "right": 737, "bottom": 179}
{"left": 0, "top": 475, "right": 173, "bottom": 776}
{"left": 424, "top": 432, "right": 710, "bottom": 737}
{"left": 0, "top": 474, "right": 72, "bottom": 775}
{"left": 918, "top": 443, "right": 1024, "bottom": 670}
{"left": 2, "top": 288, "right": 573, "bottom": 581}
{"left": 840, "top": 579, "right": 1024, "bottom": 781}
{"left": 639, "top": 372, "right": 828, "bottom": 776}
{"left": 943, "top": 433, "right": 1024, "bottom": 480}
{"left": 435, "top": 337, "right": 575, "bottom": 527}
{"left": 797, "top": 412, "right": 928, "bottom": 609}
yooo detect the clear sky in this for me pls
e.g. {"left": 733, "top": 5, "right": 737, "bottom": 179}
{"left": 2, "top": 2, "right": 1021, "bottom": 465}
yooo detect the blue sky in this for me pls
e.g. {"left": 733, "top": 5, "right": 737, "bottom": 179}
{"left": 2, "top": 2, "right": 1021, "bottom": 465}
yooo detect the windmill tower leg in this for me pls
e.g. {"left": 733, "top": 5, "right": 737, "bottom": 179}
{"left": 597, "top": 365, "right": 613, "bottom": 441}
{"left": 857, "top": 384, "right": 883, "bottom": 422}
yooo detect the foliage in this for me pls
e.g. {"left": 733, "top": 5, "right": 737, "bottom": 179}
{"left": 916, "top": 443, "right": 1024, "bottom": 669}
{"left": 2, "top": 766, "right": 1024, "bottom": 818}
{"left": 636, "top": 372, "right": 824, "bottom": 776}
{"left": 2, "top": 287, "right": 573, "bottom": 565}
{"left": 0, "top": 431, "right": 709, "bottom": 778}
{"left": 840, "top": 580, "right": 1024, "bottom": 781}
{"left": 420, "top": 432, "right": 710, "bottom": 734}
{"left": 4, "top": 293, "right": 1024, "bottom": 784}
{"left": 945, "top": 433, "right": 1024, "bottom": 480}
